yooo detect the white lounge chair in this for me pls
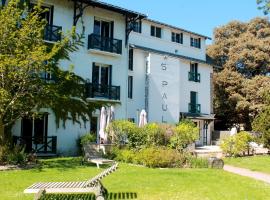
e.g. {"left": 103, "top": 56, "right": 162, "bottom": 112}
{"left": 24, "top": 162, "right": 118, "bottom": 200}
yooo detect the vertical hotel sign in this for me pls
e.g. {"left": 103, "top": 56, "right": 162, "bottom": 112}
{"left": 148, "top": 54, "right": 179, "bottom": 124}
{"left": 161, "top": 60, "right": 168, "bottom": 123}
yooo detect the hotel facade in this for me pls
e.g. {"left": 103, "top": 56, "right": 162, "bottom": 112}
{"left": 7, "top": 0, "right": 215, "bottom": 155}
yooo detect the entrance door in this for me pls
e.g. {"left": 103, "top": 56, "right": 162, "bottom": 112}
{"left": 21, "top": 114, "right": 48, "bottom": 153}
{"left": 21, "top": 118, "right": 33, "bottom": 152}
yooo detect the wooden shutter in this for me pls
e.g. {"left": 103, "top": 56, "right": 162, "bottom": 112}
{"left": 190, "top": 91, "right": 197, "bottom": 104}
{"left": 109, "top": 65, "right": 112, "bottom": 86}
{"left": 92, "top": 63, "right": 99, "bottom": 84}
{"left": 110, "top": 21, "right": 114, "bottom": 38}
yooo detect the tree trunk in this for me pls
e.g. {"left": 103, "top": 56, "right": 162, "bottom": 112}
{"left": 0, "top": 118, "right": 4, "bottom": 145}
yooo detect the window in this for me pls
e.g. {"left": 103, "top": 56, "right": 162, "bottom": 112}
{"left": 172, "top": 32, "right": 183, "bottom": 44}
{"left": 90, "top": 116, "right": 98, "bottom": 134}
{"left": 189, "top": 63, "right": 200, "bottom": 82}
{"left": 30, "top": 4, "right": 54, "bottom": 25}
{"left": 188, "top": 63, "right": 201, "bottom": 82}
{"left": 129, "top": 49, "right": 133, "bottom": 71}
{"left": 190, "top": 37, "right": 201, "bottom": 48}
{"left": 92, "top": 63, "right": 112, "bottom": 86}
{"left": 21, "top": 114, "right": 48, "bottom": 145}
{"left": 133, "top": 21, "right": 142, "bottom": 33}
{"left": 128, "top": 76, "right": 133, "bottom": 99}
{"left": 189, "top": 91, "right": 201, "bottom": 113}
{"left": 151, "top": 25, "right": 162, "bottom": 38}
{"left": 94, "top": 18, "right": 114, "bottom": 38}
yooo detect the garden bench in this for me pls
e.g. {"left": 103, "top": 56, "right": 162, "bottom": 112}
{"left": 24, "top": 162, "right": 118, "bottom": 200}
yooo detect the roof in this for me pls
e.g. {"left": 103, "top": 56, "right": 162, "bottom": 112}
{"left": 74, "top": 0, "right": 146, "bottom": 18}
{"left": 145, "top": 18, "right": 211, "bottom": 40}
{"left": 130, "top": 44, "right": 213, "bottom": 65}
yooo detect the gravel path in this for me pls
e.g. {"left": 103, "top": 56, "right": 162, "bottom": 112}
{"left": 224, "top": 165, "right": 270, "bottom": 184}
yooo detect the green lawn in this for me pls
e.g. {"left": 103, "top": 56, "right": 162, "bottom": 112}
{"left": 0, "top": 157, "right": 270, "bottom": 200}
{"left": 225, "top": 155, "right": 270, "bottom": 174}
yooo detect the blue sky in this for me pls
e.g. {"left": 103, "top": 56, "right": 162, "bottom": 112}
{"left": 105, "top": 0, "right": 266, "bottom": 43}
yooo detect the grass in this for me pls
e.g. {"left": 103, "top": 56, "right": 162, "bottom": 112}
{"left": 225, "top": 155, "right": 270, "bottom": 174}
{"left": 0, "top": 157, "right": 269, "bottom": 200}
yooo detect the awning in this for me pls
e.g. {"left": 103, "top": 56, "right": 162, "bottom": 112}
{"left": 181, "top": 112, "right": 215, "bottom": 121}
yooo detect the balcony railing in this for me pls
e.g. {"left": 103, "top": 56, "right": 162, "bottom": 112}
{"left": 88, "top": 34, "right": 122, "bottom": 54}
{"left": 188, "top": 72, "right": 201, "bottom": 82}
{"left": 85, "top": 83, "right": 120, "bottom": 101}
{"left": 13, "top": 136, "right": 57, "bottom": 154}
{"left": 44, "top": 25, "right": 62, "bottom": 42}
{"left": 189, "top": 103, "right": 201, "bottom": 114}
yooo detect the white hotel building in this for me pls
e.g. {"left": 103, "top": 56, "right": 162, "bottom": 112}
{"left": 8, "top": 0, "right": 215, "bottom": 155}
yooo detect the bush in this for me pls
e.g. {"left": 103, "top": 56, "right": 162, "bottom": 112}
{"left": 0, "top": 144, "right": 9, "bottom": 164}
{"left": 110, "top": 147, "right": 209, "bottom": 168}
{"left": 143, "top": 123, "right": 167, "bottom": 147}
{"left": 170, "top": 120, "right": 199, "bottom": 152}
{"left": 6, "top": 145, "right": 27, "bottom": 165}
{"left": 107, "top": 120, "right": 145, "bottom": 148}
{"left": 80, "top": 133, "right": 96, "bottom": 146}
{"left": 186, "top": 155, "right": 209, "bottom": 168}
{"left": 221, "top": 131, "right": 254, "bottom": 157}
{"left": 252, "top": 102, "right": 270, "bottom": 148}
{"left": 138, "top": 147, "right": 184, "bottom": 168}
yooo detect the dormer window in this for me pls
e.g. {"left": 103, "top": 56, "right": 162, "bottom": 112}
{"left": 133, "top": 21, "right": 142, "bottom": 33}
{"left": 190, "top": 37, "right": 201, "bottom": 48}
{"left": 172, "top": 32, "right": 183, "bottom": 44}
{"left": 151, "top": 25, "right": 162, "bottom": 38}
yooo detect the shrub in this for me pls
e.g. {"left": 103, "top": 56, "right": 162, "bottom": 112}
{"left": 6, "top": 145, "right": 27, "bottom": 165}
{"left": 107, "top": 120, "right": 144, "bottom": 148}
{"left": 143, "top": 123, "right": 167, "bottom": 147}
{"left": 80, "top": 133, "right": 96, "bottom": 146}
{"left": 170, "top": 120, "right": 199, "bottom": 152}
{"left": 186, "top": 155, "right": 209, "bottom": 168}
{"left": 138, "top": 147, "right": 184, "bottom": 168}
{"left": 0, "top": 144, "right": 9, "bottom": 164}
{"left": 221, "top": 131, "right": 254, "bottom": 157}
{"left": 252, "top": 101, "right": 270, "bottom": 148}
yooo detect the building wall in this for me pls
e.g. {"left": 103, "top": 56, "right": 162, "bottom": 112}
{"left": 130, "top": 20, "right": 206, "bottom": 61}
{"left": 11, "top": 0, "right": 214, "bottom": 154}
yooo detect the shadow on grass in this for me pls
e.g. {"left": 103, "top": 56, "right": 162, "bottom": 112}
{"left": 39, "top": 192, "right": 138, "bottom": 200}
{"left": 31, "top": 157, "right": 105, "bottom": 172}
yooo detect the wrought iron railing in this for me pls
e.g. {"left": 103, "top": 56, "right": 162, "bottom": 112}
{"left": 88, "top": 34, "right": 122, "bottom": 54}
{"left": 44, "top": 25, "right": 62, "bottom": 42}
{"left": 189, "top": 103, "right": 201, "bottom": 114}
{"left": 188, "top": 72, "right": 201, "bottom": 82}
{"left": 13, "top": 136, "right": 57, "bottom": 154}
{"left": 85, "top": 83, "right": 120, "bottom": 100}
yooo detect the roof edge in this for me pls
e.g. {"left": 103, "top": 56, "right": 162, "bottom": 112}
{"left": 130, "top": 44, "right": 213, "bottom": 66}
{"left": 145, "top": 18, "right": 211, "bottom": 40}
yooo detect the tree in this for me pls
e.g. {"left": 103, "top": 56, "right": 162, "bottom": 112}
{"left": 208, "top": 18, "right": 270, "bottom": 78}
{"left": 208, "top": 18, "right": 270, "bottom": 130}
{"left": 0, "top": 0, "right": 100, "bottom": 146}
{"left": 257, "top": 0, "right": 270, "bottom": 14}
{"left": 252, "top": 94, "right": 270, "bottom": 148}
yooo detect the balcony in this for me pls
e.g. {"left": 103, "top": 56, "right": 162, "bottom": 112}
{"left": 188, "top": 72, "right": 201, "bottom": 82}
{"left": 88, "top": 34, "right": 122, "bottom": 55}
{"left": 44, "top": 25, "right": 62, "bottom": 42}
{"left": 189, "top": 103, "right": 201, "bottom": 114}
{"left": 85, "top": 83, "right": 120, "bottom": 101}
{"left": 13, "top": 136, "right": 57, "bottom": 155}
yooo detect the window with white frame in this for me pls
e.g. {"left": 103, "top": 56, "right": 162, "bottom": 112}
{"left": 172, "top": 32, "right": 183, "bottom": 44}
{"left": 190, "top": 37, "right": 201, "bottom": 48}
{"left": 151, "top": 25, "right": 162, "bottom": 38}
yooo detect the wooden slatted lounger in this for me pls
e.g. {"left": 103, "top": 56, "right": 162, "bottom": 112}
{"left": 24, "top": 162, "right": 118, "bottom": 200}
